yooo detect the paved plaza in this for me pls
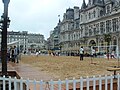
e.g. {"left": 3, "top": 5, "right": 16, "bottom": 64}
{"left": 0, "top": 61, "right": 54, "bottom": 81}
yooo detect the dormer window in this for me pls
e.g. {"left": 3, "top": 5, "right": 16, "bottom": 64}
{"left": 106, "top": 5, "right": 110, "bottom": 14}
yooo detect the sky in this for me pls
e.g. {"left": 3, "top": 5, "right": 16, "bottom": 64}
{"left": 0, "top": 0, "right": 88, "bottom": 40}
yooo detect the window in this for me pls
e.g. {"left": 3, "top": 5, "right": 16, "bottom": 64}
{"left": 96, "top": 23, "right": 99, "bottom": 34}
{"left": 93, "top": 28, "right": 96, "bottom": 35}
{"left": 76, "top": 22, "right": 79, "bottom": 29}
{"left": 100, "top": 10, "right": 103, "bottom": 16}
{"left": 93, "top": 10, "right": 96, "bottom": 18}
{"left": 89, "top": 29, "right": 92, "bottom": 36}
{"left": 100, "top": 22, "right": 105, "bottom": 34}
{"left": 89, "top": 13, "right": 91, "bottom": 19}
{"left": 106, "top": 20, "right": 111, "bottom": 32}
{"left": 106, "top": 5, "right": 110, "bottom": 14}
{"left": 89, "top": 0, "right": 91, "bottom": 5}
{"left": 86, "top": 14, "right": 87, "bottom": 20}
{"left": 112, "top": 18, "right": 118, "bottom": 32}
{"left": 85, "top": 26, "right": 88, "bottom": 36}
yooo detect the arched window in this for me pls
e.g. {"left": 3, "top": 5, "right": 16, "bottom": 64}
{"left": 89, "top": 40, "right": 96, "bottom": 46}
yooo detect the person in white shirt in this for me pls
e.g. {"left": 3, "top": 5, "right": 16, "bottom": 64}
{"left": 79, "top": 46, "right": 84, "bottom": 61}
{"left": 91, "top": 48, "right": 96, "bottom": 57}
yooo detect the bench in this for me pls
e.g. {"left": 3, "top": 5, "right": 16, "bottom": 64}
{"left": 107, "top": 67, "right": 120, "bottom": 76}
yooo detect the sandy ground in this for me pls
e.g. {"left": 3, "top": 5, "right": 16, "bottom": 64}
{"left": 20, "top": 54, "right": 119, "bottom": 80}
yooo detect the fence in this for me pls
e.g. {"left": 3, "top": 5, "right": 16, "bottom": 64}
{"left": 0, "top": 74, "right": 120, "bottom": 90}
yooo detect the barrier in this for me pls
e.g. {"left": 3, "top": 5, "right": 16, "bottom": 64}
{"left": 0, "top": 74, "right": 120, "bottom": 90}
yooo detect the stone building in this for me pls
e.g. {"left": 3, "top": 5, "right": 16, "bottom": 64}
{"left": 0, "top": 31, "right": 46, "bottom": 53}
{"left": 60, "top": 0, "right": 120, "bottom": 56}
{"left": 47, "top": 20, "right": 61, "bottom": 54}
{"left": 27, "top": 33, "right": 45, "bottom": 53}
{"left": 7, "top": 31, "right": 28, "bottom": 52}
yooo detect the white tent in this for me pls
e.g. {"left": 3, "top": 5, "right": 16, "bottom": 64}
{"left": 7, "top": 40, "right": 22, "bottom": 46}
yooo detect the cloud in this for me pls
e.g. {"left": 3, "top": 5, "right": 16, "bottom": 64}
{"left": 0, "top": 0, "right": 87, "bottom": 39}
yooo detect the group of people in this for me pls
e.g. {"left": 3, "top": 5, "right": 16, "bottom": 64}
{"left": 106, "top": 50, "right": 116, "bottom": 59}
{"left": 8, "top": 46, "right": 20, "bottom": 63}
{"left": 79, "top": 46, "right": 116, "bottom": 61}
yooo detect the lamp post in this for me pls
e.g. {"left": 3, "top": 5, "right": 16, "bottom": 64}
{"left": 1, "top": 0, "right": 10, "bottom": 76}
{"left": 116, "top": 32, "right": 119, "bottom": 67}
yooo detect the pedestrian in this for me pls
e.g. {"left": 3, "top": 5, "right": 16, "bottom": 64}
{"left": 11, "top": 48, "right": 15, "bottom": 63}
{"left": 38, "top": 50, "right": 41, "bottom": 55}
{"left": 14, "top": 46, "right": 19, "bottom": 63}
{"left": 111, "top": 50, "right": 116, "bottom": 59}
{"left": 91, "top": 48, "right": 96, "bottom": 58}
{"left": 90, "top": 47, "right": 96, "bottom": 64}
{"left": 79, "top": 46, "right": 84, "bottom": 61}
{"left": 36, "top": 51, "right": 39, "bottom": 57}
{"left": 7, "top": 47, "right": 11, "bottom": 61}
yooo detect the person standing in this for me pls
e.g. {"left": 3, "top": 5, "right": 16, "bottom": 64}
{"left": 14, "top": 46, "right": 19, "bottom": 63}
{"left": 111, "top": 50, "right": 116, "bottom": 59}
{"left": 91, "top": 48, "right": 96, "bottom": 57}
{"left": 11, "top": 48, "right": 15, "bottom": 63}
{"left": 90, "top": 47, "right": 96, "bottom": 64}
{"left": 79, "top": 46, "right": 84, "bottom": 61}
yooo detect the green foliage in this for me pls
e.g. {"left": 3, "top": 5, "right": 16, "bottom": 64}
{"left": 103, "top": 34, "right": 112, "bottom": 54}
{"left": 104, "top": 34, "right": 111, "bottom": 45}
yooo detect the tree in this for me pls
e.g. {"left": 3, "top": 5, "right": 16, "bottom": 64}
{"left": 104, "top": 33, "right": 111, "bottom": 59}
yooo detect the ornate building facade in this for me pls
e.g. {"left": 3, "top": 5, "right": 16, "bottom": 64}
{"left": 47, "top": 20, "right": 61, "bottom": 53}
{"left": 60, "top": 0, "right": 120, "bottom": 56}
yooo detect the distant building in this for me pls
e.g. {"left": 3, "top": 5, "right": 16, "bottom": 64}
{"left": 7, "top": 31, "right": 28, "bottom": 52}
{"left": 27, "top": 33, "right": 45, "bottom": 53}
{"left": 0, "top": 31, "right": 46, "bottom": 53}
{"left": 47, "top": 19, "right": 61, "bottom": 53}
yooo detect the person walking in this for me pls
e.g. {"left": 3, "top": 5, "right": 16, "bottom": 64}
{"left": 79, "top": 46, "right": 84, "bottom": 61}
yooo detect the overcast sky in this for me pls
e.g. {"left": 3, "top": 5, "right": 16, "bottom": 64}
{"left": 0, "top": 0, "right": 88, "bottom": 40}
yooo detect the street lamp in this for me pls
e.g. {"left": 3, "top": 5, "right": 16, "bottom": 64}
{"left": 0, "top": 15, "right": 10, "bottom": 30}
{"left": 1, "top": 0, "right": 10, "bottom": 76}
